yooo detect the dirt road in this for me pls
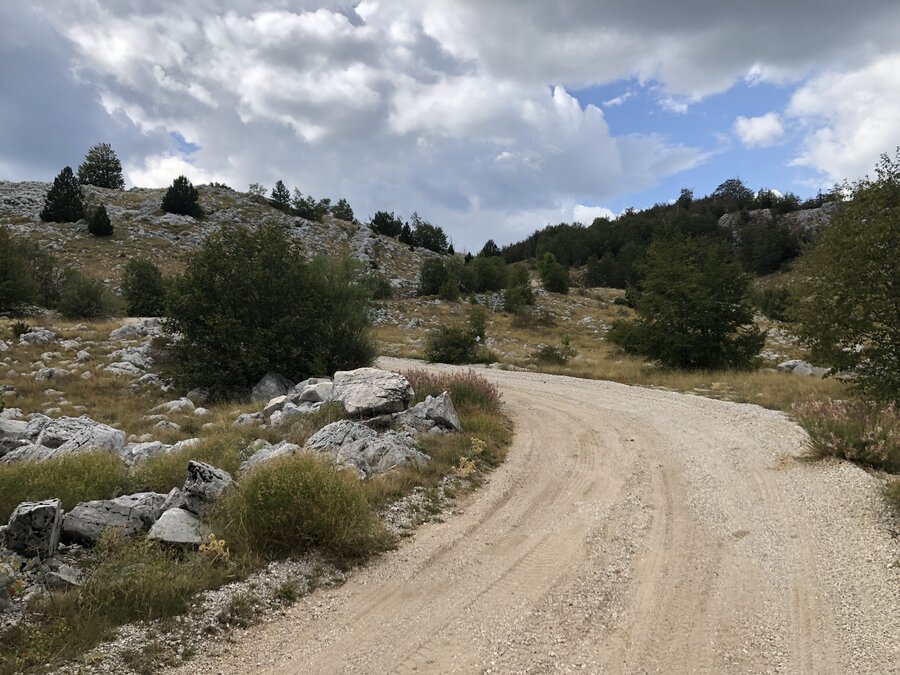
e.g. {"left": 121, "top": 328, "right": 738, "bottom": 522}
{"left": 181, "top": 360, "right": 899, "bottom": 674}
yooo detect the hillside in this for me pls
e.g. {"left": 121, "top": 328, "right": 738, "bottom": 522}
{"left": 0, "top": 181, "right": 439, "bottom": 295}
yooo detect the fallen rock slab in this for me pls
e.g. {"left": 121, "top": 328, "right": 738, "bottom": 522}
{"left": 147, "top": 508, "right": 211, "bottom": 546}
{"left": 305, "top": 420, "right": 428, "bottom": 478}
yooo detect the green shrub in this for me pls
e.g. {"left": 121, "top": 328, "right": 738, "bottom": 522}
{"left": 466, "top": 306, "right": 488, "bottom": 340}
{"left": 425, "top": 325, "right": 478, "bottom": 364}
{"left": 57, "top": 270, "right": 118, "bottom": 319}
{"left": 438, "top": 278, "right": 460, "bottom": 301}
{"left": 40, "top": 166, "right": 84, "bottom": 223}
{"left": 164, "top": 224, "right": 373, "bottom": 398}
{"left": 0, "top": 227, "right": 39, "bottom": 312}
{"left": 216, "top": 454, "right": 393, "bottom": 562}
{"left": 418, "top": 258, "right": 449, "bottom": 296}
{"left": 161, "top": 175, "right": 202, "bottom": 217}
{"left": 885, "top": 479, "right": 900, "bottom": 509}
{"left": 122, "top": 259, "right": 167, "bottom": 316}
{"left": 403, "top": 369, "right": 501, "bottom": 414}
{"left": 330, "top": 198, "right": 354, "bottom": 222}
{"left": 362, "top": 272, "right": 394, "bottom": 300}
{"left": 533, "top": 336, "right": 576, "bottom": 365}
{"left": 754, "top": 286, "right": 791, "bottom": 321}
{"left": 368, "top": 210, "right": 403, "bottom": 237}
{"left": 537, "top": 252, "right": 570, "bottom": 294}
{"left": 794, "top": 399, "right": 899, "bottom": 472}
{"left": 88, "top": 203, "right": 113, "bottom": 237}
{"left": 14, "top": 239, "right": 65, "bottom": 307}
{"left": 0, "top": 452, "right": 127, "bottom": 522}
{"left": 9, "top": 320, "right": 31, "bottom": 339}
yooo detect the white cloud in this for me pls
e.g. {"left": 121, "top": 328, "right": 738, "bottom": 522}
{"left": 787, "top": 52, "right": 900, "bottom": 182}
{"left": 126, "top": 154, "right": 227, "bottom": 188}
{"left": 573, "top": 205, "right": 617, "bottom": 223}
{"left": 602, "top": 92, "right": 632, "bottom": 107}
{"left": 733, "top": 112, "right": 785, "bottom": 148}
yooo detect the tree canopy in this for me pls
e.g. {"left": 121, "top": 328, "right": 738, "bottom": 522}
{"left": 77, "top": 142, "right": 125, "bottom": 189}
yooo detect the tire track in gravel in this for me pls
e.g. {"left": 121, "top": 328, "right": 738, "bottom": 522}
{"left": 175, "top": 360, "right": 899, "bottom": 675}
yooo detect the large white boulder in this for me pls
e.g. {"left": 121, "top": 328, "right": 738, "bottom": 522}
{"left": 0, "top": 414, "right": 126, "bottom": 464}
{"left": 331, "top": 368, "right": 414, "bottom": 416}
{"left": 61, "top": 492, "right": 166, "bottom": 544}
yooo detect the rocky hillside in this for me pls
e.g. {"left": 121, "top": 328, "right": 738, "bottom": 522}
{"left": 718, "top": 200, "right": 840, "bottom": 246}
{"left": 0, "top": 181, "right": 440, "bottom": 296}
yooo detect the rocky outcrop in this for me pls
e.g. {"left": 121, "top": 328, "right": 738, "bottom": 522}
{"left": 331, "top": 368, "right": 414, "bottom": 416}
{"left": 777, "top": 359, "right": 830, "bottom": 377}
{"left": 4, "top": 499, "right": 63, "bottom": 558}
{"left": 718, "top": 201, "right": 840, "bottom": 246}
{"left": 0, "top": 414, "right": 126, "bottom": 464}
{"left": 109, "top": 318, "right": 163, "bottom": 341}
{"left": 305, "top": 420, "right": 428, "bottom": 478}
{"left": 163, "top": 461, "right": 234, "bottom": 517}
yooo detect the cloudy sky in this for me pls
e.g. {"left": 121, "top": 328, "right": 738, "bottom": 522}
{"left": 3, "top": 1, "right": 900, "bottom": 250}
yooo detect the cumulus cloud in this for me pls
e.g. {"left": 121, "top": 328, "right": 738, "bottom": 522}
{"left": 573, "top": 205, "right": 618, "bottom": 223}
{"left": 734, "top": 112, "right": 785, "bottom": 148}
{"left": 4, "top": 1, "right": 900, "bottom": 247}
{"left": 787, "top": 52, "right": 900, "bottom": 182}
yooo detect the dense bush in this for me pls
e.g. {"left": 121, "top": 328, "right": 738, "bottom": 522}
{"left": 790, "top": 151, "right": 900, "bottom": 403}
{"left": 40, "top": 166, "right": 84, "bottom": 223}
{"left": 754, "top": 286, "right": 791, "bottom": 321}
{"left": 122, "top": 259, "right": 167, "bottom": 316}
{"left": 57, "top": 270, "right": 118, "bottom": 319}
{"left": 425, "top": 325, "right": 479, "bottom": 364}
{"left": 161, "top": 175, "right": 202, "bottom": 217}
{"left": 14, "top": 240, "right": 64, "bottom": 307}
{"left": 216, "top": 454, "right": 393, "bottom": 561}
{"left": 77, "top": 142, "right": 125, "bottom": 189}
{"left": 408, "top": 213, "right": 448, "bottom": 253}
{"left": 418, "top": 258, "right": 450, "bottom": 296}
{"left": 291, "top": 190, "right": 331, "bottom": 222}
{"left": 88, "top": 204, "right": 113, "bottom": 237}
{"left": 538, "top": 252, "right": 570, "bottom": 294}
{"left": 0, "top": 227, "right": 39, "bottom": 311}
{"left": 608, "top": 234, "right": 764, "bottom": 369}
{"left": 164, "top": 224, "right": 373, "bottom": 398}
{"left": 403, "top": 368, "right": 501, "bottom": 414}
{"left": 736, "top": 219, "right": 799, "bottom": 275}
{"left": 504, "top": 265, "right": 534, "bottom": 312}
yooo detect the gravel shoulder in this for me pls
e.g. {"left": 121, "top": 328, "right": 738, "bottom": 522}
{"left": 173, "top": 359, "right": 900, "bottom": 674}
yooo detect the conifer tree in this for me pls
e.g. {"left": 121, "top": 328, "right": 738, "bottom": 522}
{"left": 270, "top": 180, "right": 291, "bottom": 209}
{"left": 88, "top": 203, "right": 114, "bottom": 236}
{"left": 40, "top": 166, "right": 85, "bottom": 223}
{"left": 161, "top": 175, "right": 202, "bottom": 217}
{"left": 77, "top": 142, "right": 125, "bottom": 189}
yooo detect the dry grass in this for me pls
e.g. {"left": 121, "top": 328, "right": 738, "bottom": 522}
{"left": 372, "top": 290, "right": 845, "bottom": 412}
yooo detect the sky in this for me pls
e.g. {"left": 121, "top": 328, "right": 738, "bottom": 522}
{"left": 2, "top": 1, "right": 900, "bottom": 251}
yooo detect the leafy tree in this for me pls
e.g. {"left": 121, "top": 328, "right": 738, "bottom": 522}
{"left": 470, "top": 255, "right": 507, "bottom": 292}
{"left": 14, "top": 240, "right": 64, "bottom": 307}
{"left": 161, "top": 175, "right": 202, "bottom": 217}
{"left": 247, "top": 183, "right": 267, "bottom": 197}
{"left": 504, "top": 265, "right": 534, "bottom": 312}
{"left": 122, "top": 259, "right": 167, "bottom": 316}
{"left": 438, "top": 278, "right": 461, "bottom": 301}
{"left": 711, "top": 178, "right": 755, "bottom": 215}
{"left": 676, "top": 188, "right": 693, "bottom": 209}
{"left": 0, "top": 227, "right": 39, "bottom": 311}
{"left": 790, "top": 151, "right": 900, "bottom": 402}
{"left": 77, "top": 142, "right": 125, "bottom": 189}
{"left": 164, "top": 224, "right": 373, "bottom": 398}
{"left": 40, "top": 166, "right": 84, "bottom": 222}
{"left": 399, "top": 223, "right": 413, "bottom": 245}
{"left": 368, "top": 211, "right": 403, "bottom": 237}
{"left": 479, "top": 239, "right": 501, "bottom": 257}
{"left": 736, "top": 219, "right": 799, "bottom": 275}
{"left": 418, "top": 258, "right": 449, "bottom": 296}
{"left": 331, "top": 198, "right": 355, "bottom": 222}
{"left": 291, "top": 189, "right": 331, "bottom": 222}
{"left": 270, "top": 180, "right": 291, "bottom": 209}
{"left": 88, "top": 204, "right": 114, "bottom": 237}
{"left": 608, "top": 234, "right": 764, "bottom": 369}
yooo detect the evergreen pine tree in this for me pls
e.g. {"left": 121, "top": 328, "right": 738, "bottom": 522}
{"left": 77, "top": 142, "right": 125, "bottom": 189}
{"left": 331, "top": 198, "right": 355, "bottom": 222}
{"left": 270, "top": 180, "right": 291, "bottom": 209}
{"left": 40, "top": 166, "right": 85, "bottom": 223}
{"left": 161, "top": 175, "right": 202, "bottom": 217}
{"left": 88, "top": 204, "right": 114, "bottom": 236}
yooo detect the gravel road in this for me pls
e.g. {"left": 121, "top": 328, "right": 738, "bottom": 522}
{"left": 174, "top": 359, "right": 900, "bottom": 674}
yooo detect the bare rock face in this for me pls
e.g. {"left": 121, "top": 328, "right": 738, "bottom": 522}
{"left": 238, "top": 440, "right": 302, "bottom": 474}
{"left": 304, "top": 420, "right": 429, "bottom": 478}
{"left": 5, "top": 499, "right": 62, "bottom": 558}
{"left": 331, "top": 368, "right": 414, "bottom": 417}
{"left": 147, "top": 508, "right": 211, "bottom": 546}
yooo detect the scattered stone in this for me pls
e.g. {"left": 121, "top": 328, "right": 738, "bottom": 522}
{"left": 34, "top": 367, "right": 70, "bottom": 381}
{"left": 331, "top": 368, "right": 414, "bottom": 417}
{"left": 239, "top": 441, "right": 302, "bottom": 473}
{"left": 5, "top": 499, "right": 62, "bottom": 558}
{"left": 396, "top": 391, "right": 462, "bottom": 433}
{"left": 777, "top": 359, "right": 830, "bottom": 377}
{"left": 109, "top": 318, "right": 163, "bottom": 341}
{"left": 151, "top": 397, "right": 195, "bottom": 414}
{"left": 18, "top": 328, "right": 55, "bottom": 345}
{"left": 234, "top": 412, "right": 263, "bottom": 427}
{"left": 75, "top": 349, "right": 91, "bottom": 362}
{"left": 43, "top": 561, "right": 82, "bottom": 589}
{"left": 173, "top": 461, "right": 234, "bottom": 517}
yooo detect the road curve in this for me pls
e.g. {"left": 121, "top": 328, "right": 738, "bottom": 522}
{"left": 179, "top": 359, "right": 900, "bottom": 674}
